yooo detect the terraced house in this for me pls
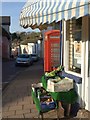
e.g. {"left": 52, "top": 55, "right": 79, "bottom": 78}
{"left": 0, "top": 16, "right": 11, "bottom": 59}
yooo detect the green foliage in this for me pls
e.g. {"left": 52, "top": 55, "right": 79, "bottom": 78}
{"left": 11, "top": 32, "right": 42, "bottom": 46}
{"left": 11, "top": 33, "right": 17, "bottom": 40}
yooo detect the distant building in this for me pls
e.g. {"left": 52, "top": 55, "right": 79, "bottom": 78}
{"left": 0, "top": 16, "right": 11, "bottom": 59}
{"left": 28, "top": 43, "right": 35, "bottom": 54}
{"left": 20, "top": 44, "right": 28, "bottom": 54}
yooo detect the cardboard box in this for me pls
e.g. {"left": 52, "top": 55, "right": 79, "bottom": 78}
{"left": 47, "top": 77, "right": 73, "bottom": 92}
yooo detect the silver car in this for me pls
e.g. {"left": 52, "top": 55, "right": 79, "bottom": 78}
{"left": 31, "top": 54, "right": 39, "bottom": 62}
{"left": 15, "top": 54, "right": 33, "bottom": 66}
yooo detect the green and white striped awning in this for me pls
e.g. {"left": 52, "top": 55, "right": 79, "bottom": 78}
{"left": 20, "top": 0, "right": 90, "bottom": 28}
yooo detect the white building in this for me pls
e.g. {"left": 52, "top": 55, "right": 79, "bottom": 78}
{"left": 20, "top": 0, "right": 90, "bottom": 111}
{"left": 20, "top": 44, "right": 28, "bottom": 54}
{"left": 28, "top": 43, "right": 35, "bottom": 54}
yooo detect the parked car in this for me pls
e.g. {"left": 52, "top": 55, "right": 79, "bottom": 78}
{"left": 15, "top": 54, "right": 33, "bottom": 66}
{"left": 30, "top": 53, "right": 39, "bottom": 62}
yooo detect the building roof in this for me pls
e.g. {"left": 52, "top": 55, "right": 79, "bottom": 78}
{"left": 0, "top": 26, "right": 10, "bottom": 39}
{"left": 0, "top": 16, "right": 10, "bottom": 25}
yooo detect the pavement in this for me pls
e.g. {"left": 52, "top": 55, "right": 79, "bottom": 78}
{"left": 2, "top": 59, "right": 60, "bottom": 119}
{"left": 1, "top": 59, "right": 90, "bottom": 119}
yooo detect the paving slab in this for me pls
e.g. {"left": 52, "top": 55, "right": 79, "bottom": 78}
{"left": 2, "top": 60, "right": 44, "bottom": 119}
{"left": 2, "top": 60, "right": 90, "bottom": 119}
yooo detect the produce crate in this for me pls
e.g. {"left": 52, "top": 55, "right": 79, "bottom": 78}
{"left": 31, "top": 83, "right": 57, "bottom": 114}
{"left": 41, "top": 76, "right": 78, "bottom": 103}
{"left": 47, "top": 77, "right": 73, "bottom": 92}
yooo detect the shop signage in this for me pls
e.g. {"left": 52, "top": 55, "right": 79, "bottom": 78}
{"left": 74, "top": 41, "right": 81, "bottom": 64}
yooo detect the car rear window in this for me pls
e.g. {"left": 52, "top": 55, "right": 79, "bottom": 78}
{"left": 18, "top": 54, "right": 29, "bottom": 58}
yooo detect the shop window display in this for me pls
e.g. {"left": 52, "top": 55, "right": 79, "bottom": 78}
{"left": 69, "top": 18, "right": 82, "bottom": 73}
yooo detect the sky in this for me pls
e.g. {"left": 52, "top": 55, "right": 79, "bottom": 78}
{"left": 1, "top": 1, "right": 40, "bottom": 33}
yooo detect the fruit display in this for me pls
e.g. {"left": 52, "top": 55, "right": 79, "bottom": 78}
{"left": 31, "top": 83, "right": 56, "bottom": 113}
{"left": 45, "top": 65, "right": 64, "bottom": 78}
{"left": 45, "top": 70, "right": 56, "bottom": 77}
{"left": 54, "top": 65, "right": 64, "bottom": 72}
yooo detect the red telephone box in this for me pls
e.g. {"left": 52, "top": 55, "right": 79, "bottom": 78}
{"left": 44, "top": 30, "right": 60, "bottom": 72}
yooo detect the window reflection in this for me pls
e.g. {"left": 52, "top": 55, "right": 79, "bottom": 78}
{"left": 69, "top": 18, "right": 82, "bottom": 73}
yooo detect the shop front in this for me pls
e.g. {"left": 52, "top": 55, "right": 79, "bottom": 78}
{"left": 20, "top": 0, "right": 90, "bottom": 111}
{"left": 63, "top": 16, "right": 90, "bottom": 110}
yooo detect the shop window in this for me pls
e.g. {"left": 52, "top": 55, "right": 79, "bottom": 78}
{"left": 69, "top": 18, "right": 82, "bottom": 74}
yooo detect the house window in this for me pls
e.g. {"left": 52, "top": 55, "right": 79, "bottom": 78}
{"left": 69, "top": 18, "right": 82, "bottom": 74}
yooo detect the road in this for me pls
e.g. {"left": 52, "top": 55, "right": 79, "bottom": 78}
{"left": 2, "top": 59, "right": 44, "bottom": 90}
{"left": 2, "top": 59, "right": 30, "bottom": 90}
{"left": 2, "top": 59, "right": 28, "bottom": 83}
{"left": 2, "top": 59, "right": 45, "bottom": 118}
